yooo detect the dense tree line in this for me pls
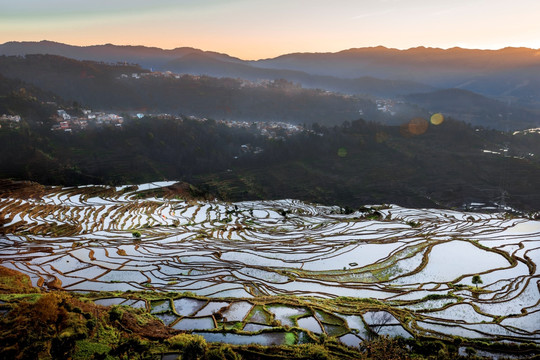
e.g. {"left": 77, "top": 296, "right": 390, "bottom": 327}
{"left": 1, "top": 111, "right": 540, "bottom": 211}
{"left": 0, "top": 116, "right": 261, "bottom": 185}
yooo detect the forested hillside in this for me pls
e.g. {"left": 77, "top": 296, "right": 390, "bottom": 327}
{"left": 0, "top": 55, "right": 382, "bottom": 125}
{"left": 1, "top": 112, "right": 539, "bottom": 211}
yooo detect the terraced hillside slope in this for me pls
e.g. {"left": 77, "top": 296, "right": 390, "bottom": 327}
{"left": 0, "top": 181, "right": 539, "bottom": 359}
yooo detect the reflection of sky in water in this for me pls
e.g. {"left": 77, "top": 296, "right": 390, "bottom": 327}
{"left": 1, "top": 183, "right": 539, "bottom": 342}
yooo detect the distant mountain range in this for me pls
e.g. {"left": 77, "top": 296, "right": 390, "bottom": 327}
{"left": 1, "top": 41, "right": 540, "bottom": 129}
{"left": 0, "top": 41, "right": 434, "bottom": 97}
{"left": 0, "top": 40, "right": 243, "bottom": 67}
{"left": 0, "top": 54, "right": 386, "bottom": 126}
{"left": 253, "top": 47, "right": 540, "bottom": 106}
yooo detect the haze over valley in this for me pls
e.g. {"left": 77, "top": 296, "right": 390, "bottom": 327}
{"left": 1, "top": 41, "right": 540, "bottom": 211}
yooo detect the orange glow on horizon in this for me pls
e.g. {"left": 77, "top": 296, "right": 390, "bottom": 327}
{"left": 4, "top": 35, "right": 540, "bottom": 61}
{"left": 1, "top": 0, "right": 539, "bottom": 60}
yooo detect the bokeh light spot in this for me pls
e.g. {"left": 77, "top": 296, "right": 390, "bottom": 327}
{"left": 337, "top": 147, "right": 348, "bottom": 157}
{"left": 430, "top": 113, "right": 444, "bottom": 125}
{"left": 408, "top": 118, "right": 429, "bottom": 135}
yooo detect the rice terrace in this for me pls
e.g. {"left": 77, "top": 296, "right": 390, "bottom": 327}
{"left": 0, "top": 181, "right": 538, "bottom": 359}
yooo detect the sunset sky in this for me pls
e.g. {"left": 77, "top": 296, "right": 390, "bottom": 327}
{"left": 1, "top": 0, "right": 539, "bottom": 60}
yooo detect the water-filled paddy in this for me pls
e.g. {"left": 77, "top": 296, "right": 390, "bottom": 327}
{"left": 1, "top": 182, "right": 539, "bottom": 345}
{"left": 193, "top": 331, "right": 288, "bottom": 346}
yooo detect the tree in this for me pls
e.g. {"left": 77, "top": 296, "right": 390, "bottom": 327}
{"left": 472, "top": 274, "right": 483, "bottom": 289}
{"left": 369, "top": 311, "right": 393, "bottom": 339}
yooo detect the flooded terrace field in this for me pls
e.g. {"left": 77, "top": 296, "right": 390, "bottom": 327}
{"left": 0, "top": 182, "right": 539, "bottom": 347}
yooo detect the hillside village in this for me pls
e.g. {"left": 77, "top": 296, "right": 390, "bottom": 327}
{"left": 50, "top": 109, "right": 124, "bottom": 132}
{"left": 47, "top": 106, "right": 309, "bottom": 140}
{"left": 0, "top": 114, "right": 21, "bottom": 129}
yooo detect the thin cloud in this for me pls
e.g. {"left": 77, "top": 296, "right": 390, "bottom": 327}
{"left": 352, "top": 9, "right": 395, "bottom": 19}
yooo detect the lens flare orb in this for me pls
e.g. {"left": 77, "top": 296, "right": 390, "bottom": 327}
{"left": 430, "top": 113, "right": 444, "bottom": 125}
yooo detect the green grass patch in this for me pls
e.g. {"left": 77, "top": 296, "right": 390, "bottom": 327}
{"left": 285, "top": 332, "right": 297, "bottom": 345}
{"left": 73, "top": 340, "right": 112, "bottom": 360}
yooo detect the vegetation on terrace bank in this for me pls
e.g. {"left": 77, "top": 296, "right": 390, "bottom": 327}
{"left": 1, "top": 267, "right": 539, "bottom": 360}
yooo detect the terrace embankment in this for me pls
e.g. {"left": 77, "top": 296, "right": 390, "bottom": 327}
{"left": 0, "top": 181, "right": 539, "bottom": 359}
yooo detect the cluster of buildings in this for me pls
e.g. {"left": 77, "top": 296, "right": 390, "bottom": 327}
{"left": 46, "top": 107, "right": 312, "bottom": 140}
{"left": 118, "top": 71, "right": 307, "bottom": 92}
{"left": 118, "top": 71, "right": 184, "bottom": 80}
{"left": 217, "top": 119, "right": 308, "bottom": 140}
{"left": 376, "top": 99, "right": 397, "bottom": 115}
{"left": 0, "top": 114, "right": 21, "bottom": 129}
{"left": 50, "top": 109, "right": 123, "bottom": 132}
{"left": 513, "top": 127, "right": 540, "bottom": 136}
{"left": 118, "top": 71, "right": 278, "bottom": 86}
{"left": 133, "top": 113, "right": 179, "bottom": 120}
{"left": 240, "top": 144, "right": 264, "bottom": 155}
